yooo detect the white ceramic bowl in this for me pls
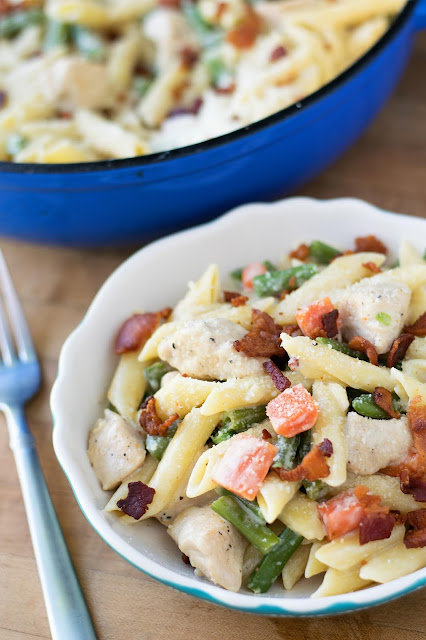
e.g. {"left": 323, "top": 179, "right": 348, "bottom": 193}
{"left": 51, "top": 197, "right": 426, "bottom": 616}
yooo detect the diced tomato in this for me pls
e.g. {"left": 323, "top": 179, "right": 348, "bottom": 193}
{"left": 266, "top": 384, "right": 319, "bottom": 437}
{"left": 317, "top": 491, "right": 365, "bottom": 540}
{"left": 211, "top": 434, "right": 277, "bottom": 501}
{"left": 242, "top": 262, "right": 267, "bottom": 290}
{"left": 296, "top": 297, "right": 339, "bottom": 339}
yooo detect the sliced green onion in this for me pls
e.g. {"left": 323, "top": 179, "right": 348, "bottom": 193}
{"left": 376, "top": 312, "right": 392, "bottom": 326}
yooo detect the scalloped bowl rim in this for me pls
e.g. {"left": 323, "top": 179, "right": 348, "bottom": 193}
{"left": 51, "top": 197, "right": 426, "bottom": 616}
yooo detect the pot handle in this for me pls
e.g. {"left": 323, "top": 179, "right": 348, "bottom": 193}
{"left": 413, "top": 0, "right": 426, "bottom": 30}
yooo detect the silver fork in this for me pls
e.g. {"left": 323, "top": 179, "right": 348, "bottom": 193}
{"left": 0, "top": 250, "right": 96, "bottom": 640}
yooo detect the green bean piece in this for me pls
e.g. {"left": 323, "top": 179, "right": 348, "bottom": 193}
{"left": 229, "top": 267, "right": 243, "bottom": 281}
{"left": 295, "top": 430, "right": 311, "bottom": 465}
{"left": 43, "top": 19, "right": 71, "bottom": 51}
{"left": 302, "top": 479, "right": 329, "bottom": 500}
{"left": 253, "top": 264, "right": 317, "bottom": 297}
{"left": 263, "top": 260, "right": 277, "bottom": 272}
{"left": 309, "top": 240, "right": 341, "bottom": 264}
{"left": 145, "top": 421, "right": 179, "bottom": 461}
{"left": 71, "top": 25, "right": 106, "bottom": 61}
{"left": 181, "top": 1, "right": 222, "bottom": 47}
{"left": 315, "top": 337, "right": 368, "bottom": 361}
{"left": 0, "top": 9, "right": 45, "bottom": 38}
{"left": 210, "top": 496, "right": 280, "bottom": 554}
{"left": 133, "top": 75, "right": 152, "bottom": 96}
{"left": 272, "top": 434, "right": 300, "bottom": 469}
{"left": 6, "top": 133, "right": 27, "bottom": 156}
{"left": 212, "top": 405, "right": 267, "bottom": 444}
{"left": 144, "top": 361, "right": 172, "bottom": 395}
{"left": 352, "top": 393, "right": 403, "bottom": 420}
{"left": 247, "top": 527, "right": 304, "bottom": 593}
{"left": 215, "top": 487, "right": 265, "bottom": 523}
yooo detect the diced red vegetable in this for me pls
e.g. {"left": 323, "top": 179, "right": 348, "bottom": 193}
{"left": 296, "top": 297, "right": 338, "bottom": 339}
{"left": 242, "top": 262, "right": 267, "bottom": 289}
{"left": 266, "top": 383, "right": 319, "bottom": 437}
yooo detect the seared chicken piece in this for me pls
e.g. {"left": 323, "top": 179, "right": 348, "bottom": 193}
{"left": 41, "top": 56, "right": 110, "bottom": 110}
{"left": 345, "top": 412, "right": 412, "bottom": 475}
{"left": 168, "top": 505, "right": 247, "bottom": 591}
{"left": 88, "top": 410, "right": 146, "bottom": 490}
{"left": 157, "top": 317, "right": 266, "bottom": 380}
{"left": 338, "top": 280, "right": 411, "bottom": 355}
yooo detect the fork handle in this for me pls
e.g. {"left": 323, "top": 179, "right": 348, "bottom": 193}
{"left": 7, "top": 405, "right": 97, "bottom": 640}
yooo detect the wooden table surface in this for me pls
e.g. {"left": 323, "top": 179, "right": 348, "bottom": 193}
{"left": 1, "top": 33, "right": 426, "bottom": 640}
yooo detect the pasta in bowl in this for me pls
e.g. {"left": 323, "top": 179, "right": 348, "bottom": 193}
{"left": 0, "top": 0, "right": 408, "bottom": 163}
{"left": 52, "top": 197, "right": 426, "bottom": 615}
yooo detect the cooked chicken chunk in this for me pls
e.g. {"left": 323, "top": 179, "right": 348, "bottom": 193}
{"left": 345, "top": 412, "right": 412, "bottom": 475}
{"left": 168, "top": 505, "right": 247, "bottom": 591}
{"left": 157, "top": 317, "right": 266, "bottom": 380}
{"left": 41, "top": 57, "right": 110, "bottom": 110}
{"left": 338, "top": 280, "right": 411, "bottom": 355}
{"left": 143, "top": 8, "right": 200, "bottom": 71}
{"left": 88, "top": 410, "right": 146, "bottom": 490}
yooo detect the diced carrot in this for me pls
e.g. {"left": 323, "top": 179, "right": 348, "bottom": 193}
{"left": 266, "top": 384, "right": 319, "bottom": 437}
{"left": 211, "top": 434, "right": 277, "bottom": 501}
{"left": 242, "top": 262, "right": 267, "bottom": 290}
{"left": 296, "top": 297, "right": 338, "bottom": 339}
{"left": 317, "top": 491, "right": 365, "bottom": 540}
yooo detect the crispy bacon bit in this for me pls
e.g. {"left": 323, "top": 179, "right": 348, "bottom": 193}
{"left": 408, "top": 399, "right": 426, "bottom": 466}
{"left": 288, "top": 276, "right": 296, "bottom": 289}
{"left": 169, "top": 97, "right": 203, "bottom": 117}
{"left": 404, "top": 528, "right": 426, "bottom": 549}
{"left": 182, "top": 553, "right": 191, "bottom": 565}
{"left": 404, "top": 311, "right": 426, "bottom": 337}
{"left": 359, "top": 512, "right": 395, "bottom": 545}
{"left": 387, "top": 333, "right": 415, "bottom": 369}
{"left": 348, "top": 336, "right": 379, "bottom": 366}
{"left": 263, "top": 360, "right": 291, "bottom": 392}
{"left": 214, "top": 83, "right": 236, "bottom": 95}
{"left": 362, "top": 261, "right": 382, "bottom": 274}
{"left": 270, "top": 45, "right": 288, "bottom": 62}
{"left": 180, "top": 46, "right": 199, "bottom": 69}
{"left": 158, "top": 0, "right": 180, "bottom": 6}
{"left": 115, "top": 308, "right": 172, "bottom": 354}
{"left": 406, "top": 509, "right": 426, "bottom": 530}
{"left": 401, "top": 469, "right": 426, "bottom": 502}
{"left": 262, "top": 428, "right": 272, "bottom": 440}
{"left": 223, "top": 291, "right": 248, "bottom": 307}
{"left": 374, "top": 386, "right": 400, "bottom": 419}
{"left": 282, "top": 324, "right": 298, "bottom": 336}
{"left": 233, "top": 309, "right": 286, "bottom": 358}
{"left": 226, "top": 7, "right": 262, "bottom": 49}
{"left": 139, "top": 396, "right": 178, "bottom": 437}
{"left": 289, "top": 243, "right": 310, "bottom": 261}
{"left": 354, "top": 235, "right": 387, "bottom": 254}
{"left": 321, "top": 309, "right": 340, "bottom": 338}
{"left": 275, "top": 439, "right": 333, "bottom": 482}
{"left": 116, "top": 481, "right": 155, "bottom": 520}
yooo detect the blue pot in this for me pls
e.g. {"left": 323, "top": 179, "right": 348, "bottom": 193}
{"left": 0, "top": 0, "right": 425, "bottom": 247}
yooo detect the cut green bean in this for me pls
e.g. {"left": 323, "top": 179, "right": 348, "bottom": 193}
{"left": 181, "top": 1, "right": 222, "bottom": 47}
{"left": 253, "top": 264, "right": 317, "bottom": 297}
{"left": 263, "top": 260, "right": 277, "bottom": 272}
{"left": 352, "top": 393, "right": 403, "bottom": 420}
{"left": 272, "top": 434, "right": 300, "bottom": 469}
{"left": 145, "top": 420, "right": 179, "bottom": 461}
{"left": 144, "top": 361, "right": 172, "bottom": 395}
{"left": 0, "top": 9, "right": 44, "bottom": 38}
{"left": 229, "top": 267, "right": 243, "bottom": 281}
{"left": 212, "top": 405, "right": 267, "bottom": 444}
{"left": 309, "top": 240, "right": 341, "bottom": 264}
{"left": 43, "top": 19, "right": 71, "bottom": 51}
{"left": 315, "top": 337, "right": 368, "bottom": 361}
{"left": 247, "top": 527, "right": 304, "bottom": 593}
{"left": 303, "top": 479, "right": 329, "bottom": 500}
{"left": 215, "top": 487, "right": 265, "bottom": 522}
{"left": 210, "top": 496, "right": 280, "bottom": 554}
{"left": 71, "top": 25, "right": 106, "bottom": 61}
{"left": 295, "top": 430, "right": 311, "bottom": 465}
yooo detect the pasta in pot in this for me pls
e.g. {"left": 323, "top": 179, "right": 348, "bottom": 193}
{"left": 0, "top": 0, "right": 407, "bottom": 163}
{"left": 88, "top": 233, "right": 426, "bottom": 596}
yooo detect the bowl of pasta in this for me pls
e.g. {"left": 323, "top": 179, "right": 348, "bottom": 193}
{"left": 51, "top": 196, "right": 426, "bottom": 615}
{"left": 0, "top": 0, "right": 426, "bottom": 246}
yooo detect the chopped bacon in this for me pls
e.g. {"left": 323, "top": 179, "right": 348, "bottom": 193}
{"left": 374, "top": 387, "right": 400, "bottom": 419}
{"left": 116, "top": 481, "right": 155, "bottom": 520}
{"left": 404, "top": 311, "right": 426, "bottom": 337}
{"left": 354, "top": 235, "right": 387, "bottom": 254}
{"left": 401, "top": 469, "right": 426, "bottom": 502}
{"left": 139, "top": 396, "right": 178, "bottom": 437}
{"left": 359, "top": 512, "right": 395, "bottom": 545}
{"left": 362, "top": 261, "right": 382, "bottom": 274}
{"left": 404, "top": 528, "right": 426, "bottom": 549}
{"left": 226, "top": 7, "right": 262, "bottom": 49}
{"left": 387, "top": 333, "right": 415, "bottom": 369}
{"left": 223, "top": 291, "right": 248, "bottom": 307}
{"left": 169, "top": 97, "right": 203, "bottom": 117}
{"left": 262, "top": 428, "right": 272, "bottom": 440}
{"left": 406, "top": 509, "right": 426, "bottom": 530}
{"left": 289, "top": 243, "right": 310, "bottom": 261}
{"left": 182, "top": 553, "right": 191, "bottom": 565}
{"left": 262, "top": 360, "right": 291, "bottom": 392}
{"left": 270, "top": 45, "right": 288, "bottom": 62}
{"left": 275, "top": 439, "right": 333, "bottom": 482}
{"left": 233, "top": 309, "right": 286, "bottom": 358}
{"left": 115, "top": 308, "right": 172, "bottom": 354}
{"left": 348, "top": 336, "right": 379, "bottom": 366}
{"left": 158, "top": 0, "right": 180, "bottom": 6}
{"left": 321, "top": 309, "right": 340, "bottom": 338}
{"left": 282, "top": 324, "right": 299, "bottom": 336}
{"left": 180, "top": 46, "right": 199, "bottom": 69}
{"left": 408, "top": 399, "right": 426, "bottom": 466}
{"left": 0, "top": 90, "right": 6, "bottom": 108}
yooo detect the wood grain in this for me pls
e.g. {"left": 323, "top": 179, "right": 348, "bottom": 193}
{"left": 1, "top": 33, "right": 426, "bottom": 640}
